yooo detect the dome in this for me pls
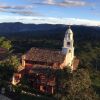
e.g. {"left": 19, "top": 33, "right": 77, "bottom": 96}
{"left": 66, "top": 26, "right": 73, "bottom": 34}
{"left": 67, "top": 28, "right": 73, "bottom": 34}
{"left": 65, "top": 26, "right": 73, "bottom": 38}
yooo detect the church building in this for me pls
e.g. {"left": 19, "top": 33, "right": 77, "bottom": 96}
{"left": 22, "top": 26, "right": 78, "bottom": 71}
{"left": 12, "top": 26, "right": 79, "bottom": 94}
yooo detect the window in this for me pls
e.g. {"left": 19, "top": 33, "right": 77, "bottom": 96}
{"left": 67, "top": 42, "right": 70, "bottom": 46}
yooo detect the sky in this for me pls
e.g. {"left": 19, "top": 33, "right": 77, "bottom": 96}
{"left": 0, "top": 0, "right": 100, "bottom": 25}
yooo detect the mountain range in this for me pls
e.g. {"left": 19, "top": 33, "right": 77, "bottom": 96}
{"left": 0, "top": 22, "right": 100, "bottom": 43}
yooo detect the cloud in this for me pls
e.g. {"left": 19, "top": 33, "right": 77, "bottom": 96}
{"left": 0, "top": 2, "right": 42, "bottom": 16}
{"left": 44, "top": 0, "right": 54, "bottom": 4}
{"left": 1, "top": 16, "right": 100, "bottom": 26}
{"left": 10, "top": 10, "right": 43, "bottom": 16}
{"left": 0, "top": 4, "right": 33, "bottom": 10}
{"left": 0, "top": 9, "right": 43, "bottom": 16}
{"left": 62, "top": 0, "right": 86, "bottom": 6}
{"left": 32, "top": 0, "right": 88, "bottom": 7}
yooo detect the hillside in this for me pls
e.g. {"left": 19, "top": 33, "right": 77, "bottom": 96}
{"left": 0, "top": 23, "right": 100, "bottom": 42}
{"left": 0, "top": 22, "right": 63, "bottom": 34}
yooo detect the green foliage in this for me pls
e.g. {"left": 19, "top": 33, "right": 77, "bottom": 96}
{"left": 0, "top": 55, "right": 20, "bottom": 80}
{"left": 14, "top": 85, "right": 22, "bottom": 94}
{"left": 0, "top": 37, "right": 12, "bottom": 50}
{"left": 76, "top": 42, "right": 100, "bottom": 99}
{"left": 55, "top": 69, "right": 98, "bottom": 100}
{"left": 5, "top": 55, "right": 20, "bottom": 71}
{"left": 76, "top": 42, "right": 100, "bottom": 69}
{"left": 0, "top": 62, "right": 14, "bottom": 81}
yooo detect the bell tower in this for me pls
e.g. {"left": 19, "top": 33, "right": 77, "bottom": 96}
{"left": 62, "top": 26, "right": 74, "bottom": 69}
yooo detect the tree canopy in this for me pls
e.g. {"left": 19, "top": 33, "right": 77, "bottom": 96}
{"left": 0, "top": 37, "right": 12, "bottom": 50}
{"left": 55, "top": 68, "right": 98, "bottom": 100}
{"left": 0, "top": 55, "right": 20, "bottom": 81}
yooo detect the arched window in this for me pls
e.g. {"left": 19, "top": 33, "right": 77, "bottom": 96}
{"left": 67, "top": 42, "right": 70, "bottom": 46}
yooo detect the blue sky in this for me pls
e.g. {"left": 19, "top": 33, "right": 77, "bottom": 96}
{"left": 0, "top": 0, "right": 100, "bottom": 25}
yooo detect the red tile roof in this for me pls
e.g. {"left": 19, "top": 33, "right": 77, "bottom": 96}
{"left": 25, "top": 47, "right": 65, "bottom": 63}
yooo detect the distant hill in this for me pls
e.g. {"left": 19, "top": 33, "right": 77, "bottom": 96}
{"left": 0, "top": 22, "right": 63, "bottom": 33}
{"left": 0, "top": 22, "right": 100, "bottom": 43}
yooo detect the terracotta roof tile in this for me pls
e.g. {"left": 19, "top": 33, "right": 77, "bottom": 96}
{"left": 25, "top": 47, "right": 65, "bottom": 63}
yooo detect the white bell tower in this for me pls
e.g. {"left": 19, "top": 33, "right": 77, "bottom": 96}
{"left": 62, "top": 26, "right": 74, "bottom": 69}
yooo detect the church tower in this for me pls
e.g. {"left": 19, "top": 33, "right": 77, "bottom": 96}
{"left": 62, "top": 26, "right": 74, "bottom": 70}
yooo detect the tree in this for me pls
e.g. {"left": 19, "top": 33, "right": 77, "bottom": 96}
{"left": 0, "top": 37, "right": 12, "bottom": 50}
{"left": 55, "top": 69, "right": 98, "bottom": 100}
{"left": 4, "top": 55, "right": 20, "bottom": 71}
{"left": 0, "top": 55, "right": 20, "bottom": 81}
